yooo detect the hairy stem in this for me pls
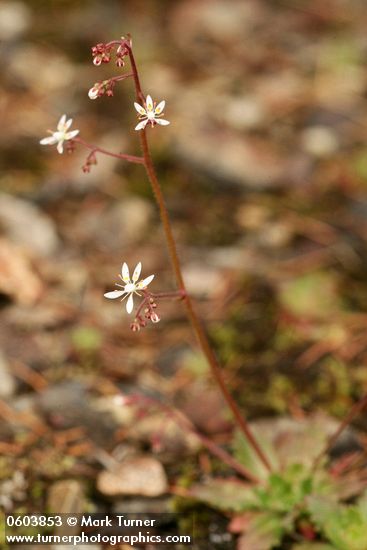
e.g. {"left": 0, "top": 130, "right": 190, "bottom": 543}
{"left": 125, "top": 44, "right": 272, "bottom": 472}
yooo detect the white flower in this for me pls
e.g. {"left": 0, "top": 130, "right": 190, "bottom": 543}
{"left": 134, "top": 95, "right": 170, "bottom": 131}
{"left": 40, "top": 114, "right": 79, "bottom": 154}
{"left": 104, "top": 262, "right": 154, "bottom": 314}
{"left": 88, "top": 85, "right": 100, "bottom": 100}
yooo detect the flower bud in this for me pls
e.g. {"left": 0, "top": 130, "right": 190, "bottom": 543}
{"left": 88, "top": 85, "right": 100, "bottom": 100}
{"left": 150, "top": 312, "right": 160, "bottom": 323}
{"left": 130, "top": 321, "right": 140, "bottom": 332}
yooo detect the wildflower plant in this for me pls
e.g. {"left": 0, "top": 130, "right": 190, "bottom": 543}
{"left": 40, "top": 34, "right": 367, "bottom": 548}
{"left": 40, "top": 33, "right": 270, "bottom": 470}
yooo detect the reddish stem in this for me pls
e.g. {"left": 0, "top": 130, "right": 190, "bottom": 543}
{"left": 151, "top": 290, "right": 186, "bottom": 300}
{"left": 313, "top": 393, "right": 367, "bottom": 471}
{"left": 74, "top": 136, "right": 144, "bottom": 165}
{"left": 127, "top": 393, "right": 260, "bottom": 483}
{"left": 110, "top": 73, "right": 134, "bottom": 84}
{"left": 134, "top": 295, "right": 149, "bottom": 320}
{"left": 124, "top": 43, "right": 272, "bottom": 473}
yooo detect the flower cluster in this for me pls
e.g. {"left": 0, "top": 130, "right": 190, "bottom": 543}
{"left": 88, "top": 79, "right": 116, "bottom": 100}
{"left": 134, "top": 95, "right": 170, "bottom": 131}
{"left": 91, "top": 43, "right": 113, "bottom": 66}
{"left": 40, "top": 115, "right": 79, "bottom": 154}
{"left": 82, "top": 151, "right": 97, "bottom": 173}
{"left": 91, "top": 40, "right": 130, "bottom": 68}
{"left": 115, "top": 42, "right": 130, "bottom": 68}
{"left": 130, "top": 298, "right": 160, "bottom": 332}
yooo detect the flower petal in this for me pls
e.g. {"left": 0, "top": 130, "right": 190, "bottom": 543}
{"left": 64, "top": 118, "right": 73, "bottom": 130}
{"left": 57, "top": 140, "right": 64, "bottom": 154}
{"left": 126, "top": 293, "right": 134, "bottom": 314}
{"left": 145, "top": 95, "right": 154, "bottom": 112}
{"left": 137, "top": 274, "right": 154, "bottom": 289}
{"left": 156, "top": 119, "right": 170, "bottom": 126}
{"left": 135, "top": 119, "right": 148, "bottom": 131}
{"left": 104, "top": 290, "right": 125, "bottom": 299}
{"left": 154, "top": 100, "right": 165, "bottom": 115}
{"left": 121, "top": 262, "right": 130, "bottom": 283}
{"left": 132, "top": 262, "right": 142, "bottom": 282}
{"left": 134, "top": 102, "right": 146, "bottom": 116}
{"left": 57, "top": 114, "right": 67, "bottom": 131}
{"left": 40, "top": 136, "right": 58, "bottom": 145}
{"left": 65, "top": 129, "right": 79, "bottom": 140}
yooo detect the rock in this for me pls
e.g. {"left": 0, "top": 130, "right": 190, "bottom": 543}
{"left": 235, "top": 204, "right": 271, "bottom": 230}
{"left": 96, "top": 198, "right": 152, "bottom": 249}
{"left": 223, "top": 95, "right": 265, "bottom": 130}
{"left": 182, "top": 263, "right": 225, "bottom": 298}
{"left": 301, "top": 126, "right": 339, "bottom": 158}
{"left": 0, "top": 194, "right": 59, "bottom": 257}
{"left": 170, "top": 0, "right": 266, "bottom": 55}
{"left": 173, "top": 118, "right": 286, "bottom": 189}
{"left": 9, "top": 44, "right": 75, "bottom": 92}
{"left": 47, "top": 479, "right": 85, "bottom": 538}
{"left": 0, "top": 239, "right": 43, "bottom": 305}
{"left": 13, "top": 394, "right": 37, "bottom": 415}
{"left": 0, "top": 2, "right": 31, "bottom": 41}
{"left": 113, "top": 496, "right": 171, "bottom": 514}
{"left": 0, "top": 350, "right": 16, "bottom": 398}
{"left": 0, "top": 471, "right": 27, "bottom": 511}
{"left": 75, "top": 197, "right": 153, "bottom": 250}
{"left": 180, "top": 381, "right": 231, "bottom": 435}
{"left": 47, "top": 479, "right": 85, "bottom": 514}
{"left": 97, "top": 456, "right": 168, "bottom": 497}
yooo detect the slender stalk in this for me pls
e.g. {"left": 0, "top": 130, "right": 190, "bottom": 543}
{"left": 131, "top": 394, "right": 260, "bottom": 483}
{"left": 126, "top": 44, "right": 272, "bottom": 472}
{"left": 74, "top": 137, "right": 144, "bottom": 165}
{"left": 312, "top": 392, "right": 367, "bottom": 471}
{"left": 151, "top": 290, "right": 186, "bottom": 299}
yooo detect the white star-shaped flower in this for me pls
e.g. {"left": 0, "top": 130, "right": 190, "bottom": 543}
{"left": 134, "top": 95, "right": 170, "bottom": 131}
{"left": 104, "top": 262, "right": 154, "bottom": 314}
{"left": 40, "top": 114, "right": 79, "bottom": 154}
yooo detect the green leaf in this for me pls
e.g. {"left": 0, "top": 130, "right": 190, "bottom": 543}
{"left": 232, "top": 428, "right": 278, "bottom": 481}
{"left": 189, "top": 478, "right": 257, "bottom": 512}
{"left": 237, "top": 511, "right": 288, "bottom": 550}
{"left": 357, "top": 491, "right": 367, "bottom": 520}
{"left": 254, "top": 464, "right": 313, "bottom": 513}
{"left": 308, "top": 496, "right": 367, "bottom": 550}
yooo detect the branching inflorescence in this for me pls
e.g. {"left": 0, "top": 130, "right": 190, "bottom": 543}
{"left": 40, "top": 35, "right": 273, "bottom": 474}
{"left": 40, "top": 32, "right": 367, "bottom": 485}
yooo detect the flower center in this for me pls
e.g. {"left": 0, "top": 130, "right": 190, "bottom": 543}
{"left": 124, "top": 283, "right": 136, "bottom": 293}
{"left": 54, "top": 131, "right": 66, "bottom": 140}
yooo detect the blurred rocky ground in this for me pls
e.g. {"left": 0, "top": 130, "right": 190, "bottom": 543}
{"left": 1, "top": 0, "right": 367, "bottom": 547}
